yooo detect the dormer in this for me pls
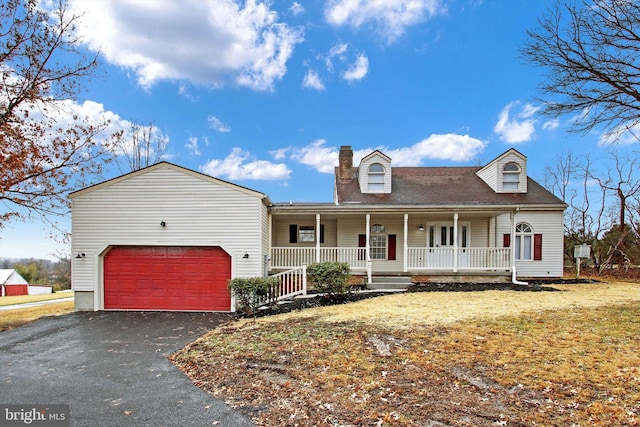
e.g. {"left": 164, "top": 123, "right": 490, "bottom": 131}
{"left": 476, "top": 148, "right": 527, "bottom": 193}
{"left": 358, "top": 150, "right": 392, "bottom": 194}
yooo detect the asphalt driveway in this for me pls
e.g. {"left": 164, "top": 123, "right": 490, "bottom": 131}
{"left": 0, "top": 311, "right": 254, "bottom": 426}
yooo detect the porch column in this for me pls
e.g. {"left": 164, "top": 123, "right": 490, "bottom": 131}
{"left": 403, "top": 214, "right": 408, "bottom": 272}
{"left": 268, "top": 214, "right": 273, "bottom": 273}
{"left": 453, "top": 212, "right": 459, "bottom": 273}
{"left": 366, "top": 213, "right": 372, "bottom": 283}
{"left": 315, "top": 214, "right": 321, "bottom": 263}
{"left": 510, "top": 210, "right": 516, "bottom": 268}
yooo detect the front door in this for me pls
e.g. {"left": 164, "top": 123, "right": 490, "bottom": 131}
{"left": 426, "top": 223, "right": 469, "bottom": 268}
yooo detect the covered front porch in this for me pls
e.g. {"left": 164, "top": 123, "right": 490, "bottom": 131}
{"left": 269, "top": 210, "right": 517, "bottom": 283}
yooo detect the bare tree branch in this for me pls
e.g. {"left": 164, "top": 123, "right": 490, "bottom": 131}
{"left": 522, "top": 0, "right": 640, "bottom": 140}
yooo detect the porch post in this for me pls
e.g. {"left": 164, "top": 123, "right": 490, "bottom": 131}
{"left": 366, "top": 213, "right": 372, "bottom": 284}
{"left": 510, "top": 210, "right": 516, "bottom": 269}
{"left": 315, "top": 213, "right": 321, "bottom": 263}
{"left": 403, "top": 214, "right": 408, "bottom": 272}
{"left": 268, "top": 213, "right": 273, "bottom": 272}
{"left": 453, "top": 212, "right": 459, "bottom": 273}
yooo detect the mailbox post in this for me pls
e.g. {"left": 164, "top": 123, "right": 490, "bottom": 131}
{"left": 574, "top": 244, "right": 591, "bottom": 278}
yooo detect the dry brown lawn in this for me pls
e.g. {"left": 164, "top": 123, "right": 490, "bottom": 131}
{"left": 173, "top": 281, "right": 640, "bottom": 426}
{"left": 0, "top": 291, "right": 73, "bottom": 307}
{"left": 0, "top": 300, "right": 75, "bottom": 331}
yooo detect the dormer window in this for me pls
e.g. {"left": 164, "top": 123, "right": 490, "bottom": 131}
{"left": 368, "top": 163, "right": 385, "bottom": 192}
{"left": 502, "top": 162, "right": 521, "bottom": 191}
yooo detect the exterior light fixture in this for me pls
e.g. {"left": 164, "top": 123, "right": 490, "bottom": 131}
{"left": 160, "top": 221, "right": 166, "bottom": 227}
{"left": 75, "top": 253, "right": 86, "bottom": 259}
{"left": 243, "top": 253, "right": 249, "bottom": 259}
{"left": 418, "top": 224, "right": 425, "bottom": 231}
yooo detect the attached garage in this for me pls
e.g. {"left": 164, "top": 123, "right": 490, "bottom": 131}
{"left": 70, "top": 162, "right": 270, "bottom": 312}
{"left": 103, "top": 246, "right": 231, "bottom": 311}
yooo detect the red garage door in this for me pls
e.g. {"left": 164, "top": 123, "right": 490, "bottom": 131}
{"left": 104, "top": 246, "right": 231, "bottom": 311}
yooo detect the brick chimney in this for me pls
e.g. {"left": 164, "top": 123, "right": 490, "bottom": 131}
{"left": 338, "top": 145, "right": 353, "bottom": 181}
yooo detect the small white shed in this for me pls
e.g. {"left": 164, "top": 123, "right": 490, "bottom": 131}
{"left": 70, "top": 162, "right": 271, "bottom": 312}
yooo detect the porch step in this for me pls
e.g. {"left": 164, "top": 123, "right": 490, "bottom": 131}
{"left": 366, "top": 276, "right": 413, "bottom": 290}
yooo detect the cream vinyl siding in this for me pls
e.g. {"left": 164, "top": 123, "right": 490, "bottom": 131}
{"left": 358, "top": 153, "right": 392, "bottom": 194}
{"left": 71, "top": 165, "right": 266, "bottom": 295}
{"left": 497, "top": 152, "right": 527, "bottom": 193}
{"left": 475, "top": 163, "right": 498, "bottom": 191}
{"left": 272, "top": 217, "right": 337, "bottom": 247}
{"left": 476, "top": 149, "right": 527, "bottom": 193}
{"left": 261, "top": 203, "right": 270, "bottom": 275}
{"left": 496, "top": 211, "right": 564, "bottom": 277}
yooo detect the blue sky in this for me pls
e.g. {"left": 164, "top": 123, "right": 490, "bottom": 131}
{"left": 0, "top": 0, "right": 634, "bottom": 260}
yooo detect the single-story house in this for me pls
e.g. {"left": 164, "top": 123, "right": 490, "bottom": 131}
{"left": 0, "top": 269, "right": 29, "bottom": 296}
{"left": 70, "top": 147, "right": 567, "bottom": 312}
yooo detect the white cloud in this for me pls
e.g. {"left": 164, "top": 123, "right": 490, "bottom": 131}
{"left": 200, "top": 148, "right": 291, "bottom": 180}
{"left": 325, "top": 0, "right": 447, "bottom": 43}
{"left": 599, "top": 122, "right": 640, "bottom": 145}
{"left": 323, "top": 42, "right": 349, "bottom": 73}
{"left": 270, "top": 147, "right": 289, "bottom": 160}
{"left": 70, "top": 0, "right": 303, "bottom": 91}
{"left": 302, "top": 69, "right": 325, "bottom": 90}
{"left": 290, "top": 140, "right": 338, "bottom": 173}
{"left": 287, "top": 135, "right": 486, "bottom": 173}
{"left": 185, "top": 136, "right": 201, "bottom": 155}
{"left": 387, "top": 134, "right": 486, "bottom": 164}
{"left": 343, "top": 54, "right": 369, "bottom": 81}
{"left": 208, "top": 115, "right": 232, "bottom": 133}
{"left": 494, "top": 101, "right": 538, "bottom": 144}
{"left": 542, "top": 119, "right": 559, "bottom": 131}
{"left": 290, "top": 2, "right": 305, "bottom": 15}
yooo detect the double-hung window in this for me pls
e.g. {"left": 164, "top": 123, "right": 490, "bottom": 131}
{"left": 502, "top": 162, "right": 521, "bottom": 191}
{"left": 368, "top": 163, "right": 385, "bottom": 192}
{"left": 370, "top": 223, "right": 387, "bottom": 259}
{"left": 515, "top": 223, "right": 533, "bottom": 260}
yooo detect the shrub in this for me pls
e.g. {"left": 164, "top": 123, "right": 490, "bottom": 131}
{"left": 306, "top": 262, "right": 351, "bottom": 295}
{"left": 228, "top": 277, "right": 280, "bottom": 316}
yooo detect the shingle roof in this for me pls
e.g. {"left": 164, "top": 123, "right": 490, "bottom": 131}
{"left": 335, "top": 166, "right": 566, "bottom": 207}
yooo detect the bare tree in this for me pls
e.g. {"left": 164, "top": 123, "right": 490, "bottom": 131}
{"left": 588, "top": 149, "right": 640, "bottom": 269}
{"left": 544, "top": 151, "right": 575, "bottom": 204}
{"left": 110, "top": 121, "right": 168, "bottom": 172}
{"left": 547, "top": 152, "right": 612, "bottom": 267}
{"left": 1, "top": 0, "right": 114, "bottom": 227}
{"left": 522, "top": 0, "right": 640, "bottom": 141}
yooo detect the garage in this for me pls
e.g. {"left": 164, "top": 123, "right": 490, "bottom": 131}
{"left": 103, "top": 246, "right": 231, "bottom": 311}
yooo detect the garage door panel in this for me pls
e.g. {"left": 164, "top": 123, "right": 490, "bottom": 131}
{"left": 104, "top": 246, "right": 231, "bottom": 311}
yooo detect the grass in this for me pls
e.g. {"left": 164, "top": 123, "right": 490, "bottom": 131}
{"left": 0, "top": 291, "right": 74, "bottom": 307}
{"left": 0, "top": 300, "right": 75, "bottom": 332}
{"left": 173, "top": 281, "right": 640, "bottom": 426}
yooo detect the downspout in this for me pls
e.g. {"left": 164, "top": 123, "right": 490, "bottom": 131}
{"left": 511, "top": 207, "right": 529, "bottom": 286}
{"left": 512, "top": 266, "right": 528, "bottom": 286}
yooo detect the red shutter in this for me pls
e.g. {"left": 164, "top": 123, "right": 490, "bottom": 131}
{"left": 534, "top": 234, "right": 542, "bottom": 260}
{"left": 388, "top": 234, "right": 396, "bottom": 260}
{"left": 358, "top": 234, "right": 366, "bottom": 260}
{"left": 503, "top": 234, "right": 511, "bottom": 247}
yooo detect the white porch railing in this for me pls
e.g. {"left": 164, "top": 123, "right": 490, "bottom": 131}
{"left": 271, "top": 247, "right": 367, "bottom": 270}
{"left": 270, "top": 246, "right": 510, "bottom": 272}
{"left": 257, "top": 264, "right": 307, "bottom": 307}
{"left": 407, "top": 247, "right": 511, "bottom": 270}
